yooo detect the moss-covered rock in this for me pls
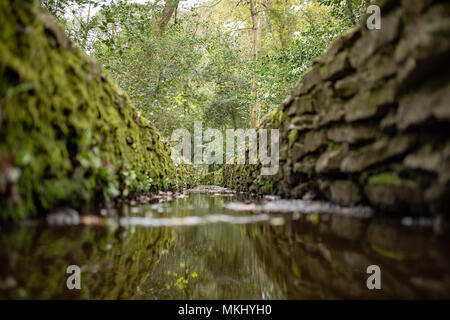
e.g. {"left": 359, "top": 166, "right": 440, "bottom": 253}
{"left": 0, "top": 1, "right": 190, "bottom": 221}
{"left": 201, "top": 168, "right": 224, "bottom": 186}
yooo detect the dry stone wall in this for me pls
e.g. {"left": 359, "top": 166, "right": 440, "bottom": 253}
{"left": 0, "top": 1, "right": 193, "bottom": 221}
{"left": 223, "top": 0, "right": 450, "bottom": 215}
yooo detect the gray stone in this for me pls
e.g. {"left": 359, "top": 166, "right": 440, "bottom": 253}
{"left": 349, "top": 9, "right": 402, "bottom": 68}
{"left": 320, "top": 180, "right": 362, "bottom": 205}
{"left": 293, "top": 155, "right": 318, "bottom": 176}
{"left": 329, "top": 180, "right": 362, "bottom": 205}
{"left": 403, "top": 145, "right": 442, "bottom": 173}
{"left": 313, "top": 82, "right": 336, "bottom": 111}
{"left": 290, "top": 183, "right": 312, "bottom": 198}
{"left": 380, "top": 110, "right": 398, "bottom": 131}
{"left": 364, "top": 50, "right": 397, "bottom": 83}
{"left": 327, "top": 125, "right": 378, "bottom": 144}
{"left": 401, "top": 0, "right": 433, "bottom": 14}
{"left": 298, "top": 66, "right": 322, "bottom": 95}
{"left": 395, "top": 4, "right": 450, "bottom": 83}
{"left": 289, "top": 114, "right": 318, "bottom": 131}
{"left": 315, "top": 144, "right": 349, "bottom": 174}
{"left": 334, "top": 74, "right": 362, "bottom": 98}
{"left": 364, "top": 179, "right": 424, "bottom": 208}
{"left": 316, "top": 102, "right": 345, "bottom": 127}
{"left": 316, "top": 36, "right": 346, "bottom": 65}
{"left": 320, "top": 50, "right": 353, "bottom": 81}
{"left": 397, "top": 82, "right": 450, "bottom": 130}
{"left": 335, "top": 51, "right": 396, "bottom": 98}
{"left": 345, "top": 79, "right": 396, "bottom": 122}
{"left": 291, "top": 130, "right": 327, "bottom": 161}
{"left": 341, "top": 135, "right": 416, "bottom": 172}
{"left": 288, "top": 95, "right": 315, "bottom": 116}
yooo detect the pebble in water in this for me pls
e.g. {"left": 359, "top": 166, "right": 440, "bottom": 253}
{"left": 46, "top": 208, "right": 80, "bottom": 226}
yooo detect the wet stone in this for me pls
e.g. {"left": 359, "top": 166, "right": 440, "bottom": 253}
{"left": 46, "top": 208, "right": 80, "bottom": 226}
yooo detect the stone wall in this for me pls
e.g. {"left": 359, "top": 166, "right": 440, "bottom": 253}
{"left": 223, "top": 0, "right": 450, "bottom": 215}
{"left": 0, "top": 1, "right": 192, "bottom": 221}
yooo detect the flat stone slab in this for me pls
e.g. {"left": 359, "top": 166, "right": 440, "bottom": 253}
{"left": 185, "top": 185, "right": 235, "bottom": 194}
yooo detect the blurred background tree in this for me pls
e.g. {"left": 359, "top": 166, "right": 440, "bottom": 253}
{"left": 40, "top": 0, "right": 368, "bottom": 146}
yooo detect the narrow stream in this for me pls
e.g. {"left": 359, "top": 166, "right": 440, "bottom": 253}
{"left": 1, "top": 186, "right": 449, "bottom": 299}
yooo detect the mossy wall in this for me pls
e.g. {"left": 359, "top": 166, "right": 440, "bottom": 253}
{"left": 0, "top": 225, "right": 173, "bottom": 299}
{"left": 0, "top": 0, "right": 191, "bottom": 221}
{"left": 222, "top": 0, "right": 450, "bottom": 215}
{"left": 201, "top": 168, "right": 224, "bottom": 186}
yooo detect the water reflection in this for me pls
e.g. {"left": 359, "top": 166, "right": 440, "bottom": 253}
{"left": 246, "top": 214, "right": 450, "bottom": 299}
{"left": 137, "top": 194, "right": 284, "bottom": 299}
{"left": 0, "top": 192, "right": 449, "bottom": 299}
{"left": 0, "top": 225, "right": 173, "bottom": 299}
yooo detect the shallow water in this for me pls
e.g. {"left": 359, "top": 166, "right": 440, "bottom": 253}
{"left": 0, "top": 187, "right": 449, "bottom": 299}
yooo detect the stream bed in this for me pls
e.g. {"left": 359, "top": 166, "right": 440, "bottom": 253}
{"left": 0, "top": 186, "right": 449, "bottom": 299}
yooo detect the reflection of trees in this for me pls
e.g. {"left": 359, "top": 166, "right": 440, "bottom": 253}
{"left": 140, "top": 194, "right": 284, "bottom": 299}
{"left": 0, "top": 225, "right": 173, "bottom": 299}
{"left": 246, "top": 215, "right": 450, "bottom": 299}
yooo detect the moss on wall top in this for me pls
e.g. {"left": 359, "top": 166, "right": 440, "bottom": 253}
{"left": 0, "top": 0, "right": 184, "bottom": 221}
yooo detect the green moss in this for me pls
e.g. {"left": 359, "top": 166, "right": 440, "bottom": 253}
{"left": 331, "top": 262, "right": 344, "bottom": 276}
{"left": 278, "top": 110, "right": 284, "bottom": 125}
{"left": 0, "top": 1, "right": 192, "bottom": 221}
{"left": 371, "top": 244, "right": 404, "bottom": 261}
{"left": 310, "top": 212, "right": 320, "bottom": 225}
{"left": 200, "top": 169, "right": 224, "bottom": 186}
{"left": 327, "top": 142, "right": 341, "bottom": 152}
{"left": 264, "top": 180, "right": 273, "bottom": 194}
{"left": 288, "top": 130, "right": 298, "bottom": 145}
{"left": 368, "top": 172, "right": 403, "bottom": 185}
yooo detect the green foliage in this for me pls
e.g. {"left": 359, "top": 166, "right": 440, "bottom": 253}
{"left": 40, "top": 0, "right": 358, "bottom": 135}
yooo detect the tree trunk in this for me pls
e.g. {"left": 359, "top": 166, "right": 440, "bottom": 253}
{"left": 249, "top": 0, "right": 262, "bottom": 129}
{"left": 147, "top": 0, "right": 180, "bottom": 74}
{"left": 81, "top": 1, "right": 92, "bottom": 51}
{"left": 347, "top": 0, "right": 356, "bottom": 25}
{"left": 154, "top": 0, "right": 180, "bottom": 37}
